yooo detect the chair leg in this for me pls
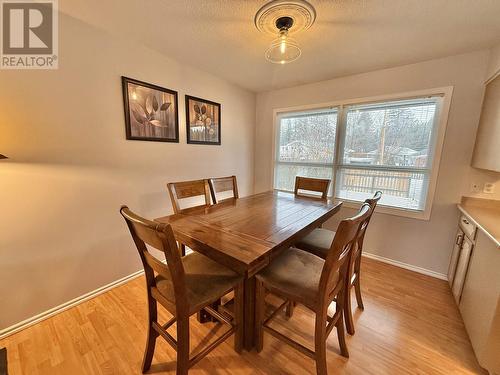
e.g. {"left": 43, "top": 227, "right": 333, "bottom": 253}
{"left": 314, "top": 311, "right": 328, "bottom": 375}
{"left": 196, "top": 310, "right": 205, "bottom": 323}
{"left": 142, "top": 298, "right": 159, "bottom": 373}
{"left": 285, "top": 300, "right": 295, "bottom": 318}
{"left": 176, "top": 317, "right": 190, "bottom": 375}
{"left": 336, "top": 298, "right": 349, "bottom": 358}
{"left": 180, "top": 244, "right": 186, "bottom": 257}
{"left": 344, "top": 283, "right": 355, "bottom": 336}
{"left": 255, "top": 280, "right": 266, "bottom": 353}
{"left": 354, "top": 273, "right": 364, "bottom": 310}
{"left": 336, "top": 314, "right": 349, "bottom": 358}
{"left": 233, "top": 282, "right": 244, "bottom": 353}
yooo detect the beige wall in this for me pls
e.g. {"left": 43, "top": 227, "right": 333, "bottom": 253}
{"left": 0, "top": 14, "right": 255, "bottom": 329}
{"left": 255, "top": 50, "right": 490, "bottom": 276}
{"left": 466, "top": 168, "right": 500, "bottom": 200}
{"left": 486, "top": 42, "right": 500, "bottom": 81}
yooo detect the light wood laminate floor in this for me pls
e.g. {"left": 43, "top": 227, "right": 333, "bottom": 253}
{"left": 0, "top": 258, "right": 485, "bottom": 374}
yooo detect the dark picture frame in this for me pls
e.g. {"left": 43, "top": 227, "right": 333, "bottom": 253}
{"left": 185, "top": 95, "right": 221, "bottom": 145}
{"left": 122, "top": 76, "right": 179, "bottom": 142}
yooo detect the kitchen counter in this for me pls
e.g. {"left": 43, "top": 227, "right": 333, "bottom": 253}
{"left": 458, "top": 197, "right": 500, "bottom": 247}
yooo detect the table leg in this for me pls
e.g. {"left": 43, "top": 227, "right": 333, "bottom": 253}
{"left": 243, "top": 276, "right": 256, "bottom": 351}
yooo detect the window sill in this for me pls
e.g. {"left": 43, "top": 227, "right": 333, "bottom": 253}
{"left": 335, "top": 198, "right": 432, "bottom": 221}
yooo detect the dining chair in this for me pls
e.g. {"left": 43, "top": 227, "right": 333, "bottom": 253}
{"left": 167, "top": 179, "right": 212, "bottom": 256}
{"left": 208, "top": 175, "right": 239, "bottom": 204}
{"left": 295, "top": 191, "right": 382, "bottom": 334}
{"left": 167, "top": 179, "right": 212, "bottom": 214}
{"left": 294, "top": 176, "right": 331, "bottom": 200}
{"left": 120, "top": 206, "right": 244, "bottom": 375}
{"left": 255, "top": 203, "right": 372, "bottom": 375}
{"left": 284, "top": 176, "right": 331, "bottom": 318}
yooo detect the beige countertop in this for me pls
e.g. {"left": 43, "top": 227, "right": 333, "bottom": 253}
{"left": 458, "top": 197, "right": 500, "bottom": 247}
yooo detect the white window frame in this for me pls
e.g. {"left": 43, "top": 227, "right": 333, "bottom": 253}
{"left": 270, "top": 86, "right": 453, "bottom": 220}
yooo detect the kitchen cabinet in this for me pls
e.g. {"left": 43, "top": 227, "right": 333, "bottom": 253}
{"left": 448, "top": 214, "right": 476, "bottom": 304}
{"left": 452, "top": 236, "right": 473, "bottom": 303}
{"left": 447, "top": 229, "right": 464, "bottom": 285}
{"left": 459, "top": 230, "right": 500, "bottom": 374}
{"left": 448, "top": 203, "right": 500, "bottom": 374}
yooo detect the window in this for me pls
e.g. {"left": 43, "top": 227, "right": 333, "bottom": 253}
{"left": 273, "top": 93, "right": 447, "bottom": 217}
{"left": 274, "top": 109, "right": 338, "bottom": 194}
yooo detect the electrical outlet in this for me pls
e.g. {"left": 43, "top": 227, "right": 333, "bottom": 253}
{"left": 483, "top": 182, "right": 495, "bottom": 194}
{"left": 470, "top": 183, "right": 481, "bottom": 193}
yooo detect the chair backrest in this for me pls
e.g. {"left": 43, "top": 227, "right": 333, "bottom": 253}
{"left": 318, "top": 203, "right": 372, "bottom": 308}
{"left": 208, "top": 175, "right": 239, "bottom": 204}
{"left": 366, "top": 190, "right": 382, "bottom": 208}
{"left": 167, "top": 179, "right": 211, "bottom": 214}
{"left": 120, "top": 206, "right": 188, "bottom": 313}
{"left": 294, "top": 176, "right": 330, "bottom": 200}
{"left": 354, "top": 191, "right": 382, "bottom": 256}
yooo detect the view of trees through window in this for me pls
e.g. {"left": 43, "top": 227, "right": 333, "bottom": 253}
{"left": 274, "top": 97, "right": 441, "bottom": 211}
{"left": 342, "top": 103, "right": 436, "bottom": 168}
{"left": 275, "top": 111, "right": 337, "bottom": 194}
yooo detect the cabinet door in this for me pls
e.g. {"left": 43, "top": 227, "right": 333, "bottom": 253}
{"left": 459, "top": 230, "right": 500, "bottom": 372}
{"left": 448, "top": 228, "right": 464, "bottom": 287}
{"left": 459, "top": 215, "right": 476, "bottom": 240}
{"left": 452, "top": 237, "right": 473, "bottom": 303}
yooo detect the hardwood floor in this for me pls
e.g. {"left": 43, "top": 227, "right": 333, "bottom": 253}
{"left": 0, "top": 258, "right": 485, "bottom": 374}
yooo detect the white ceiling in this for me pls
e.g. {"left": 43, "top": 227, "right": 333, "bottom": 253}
{"left": 61, "top": 0, "right": 500, "bottom": 92}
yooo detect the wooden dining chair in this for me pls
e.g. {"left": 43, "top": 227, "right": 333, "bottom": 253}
{"left": 120, "top": 206, "right": 244, "bottom": 375}
{"left": 167, "top": 179, "right": 212, "bottom": 214}
{"left": 294, "top": 176, "right": 331, "bottom": 200}
{"left": 208, "top": 175, "right": 239, "bottom": 204}
{"left": 295, "top": 191, "right": 382, "bottom": 334}
{"left": 255, "top": 204, "right": 372, "bottom": 375}
{"left": 167, "top": 179, "right": 211, "bottom": 256}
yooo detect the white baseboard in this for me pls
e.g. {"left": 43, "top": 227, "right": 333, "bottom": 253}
{"left": 0, "top": 268, "right": 144, "bottom": 340}
{"left": 362, "top": 252, "right": 447, "bottom": 281}
{"left": 1, "top": 253, "right": 447, "bottom": 340}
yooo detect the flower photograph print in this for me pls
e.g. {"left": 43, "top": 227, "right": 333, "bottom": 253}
{"left": 185, "top": 95, "right": 221, "bottom": 145}
{"left": 122, "top": 76, "right": 179, "bottom": 142}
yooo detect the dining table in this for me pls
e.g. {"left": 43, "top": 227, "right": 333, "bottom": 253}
{"left": 155, "top": 190, "right": 342, "bottom": 351}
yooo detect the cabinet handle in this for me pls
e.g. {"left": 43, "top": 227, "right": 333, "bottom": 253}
{"left": 456, "top": 234, "right": 463, "bottom": 245}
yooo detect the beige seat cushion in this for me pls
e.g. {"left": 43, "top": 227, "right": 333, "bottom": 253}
{"left": 155, "top": 252, "right": 243, "bottom": 310}
{"left": 295, "top": 228, "right": 335, "bottom": 259}
{"left": 256, "top": 247, "right": 337, "bottom": 306}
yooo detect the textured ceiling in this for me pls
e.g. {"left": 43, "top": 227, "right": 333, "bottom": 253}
{"left": 60, "top": 0, "right": 500, "bottom": 92}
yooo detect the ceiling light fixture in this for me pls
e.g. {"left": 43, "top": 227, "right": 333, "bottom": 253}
{"left": 266, "top": 16, "right": 300, "bottom": 64}
{"left": 255, "top": 0, "right": 316, "bottom": 65}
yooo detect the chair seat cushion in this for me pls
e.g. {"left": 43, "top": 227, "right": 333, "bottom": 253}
{"left": 256, "top": 247, "right": 338, "bottom": 305}
{"left": 295, "top": 228, "right": 335, "bottom": 259}
{"left": 155, "top": 252, "right": 243, "bottom": 310}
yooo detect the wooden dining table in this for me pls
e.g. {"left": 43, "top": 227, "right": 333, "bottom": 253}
{"left": 155, "top": 190, "right": 342, "bottom": 351}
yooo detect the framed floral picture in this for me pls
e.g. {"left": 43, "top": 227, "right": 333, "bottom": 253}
{"left": 122, "top": 76, "right": 179, "bottom": 142}
{"left": 185, "top": 95, "right": 221, "bottom": 145}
